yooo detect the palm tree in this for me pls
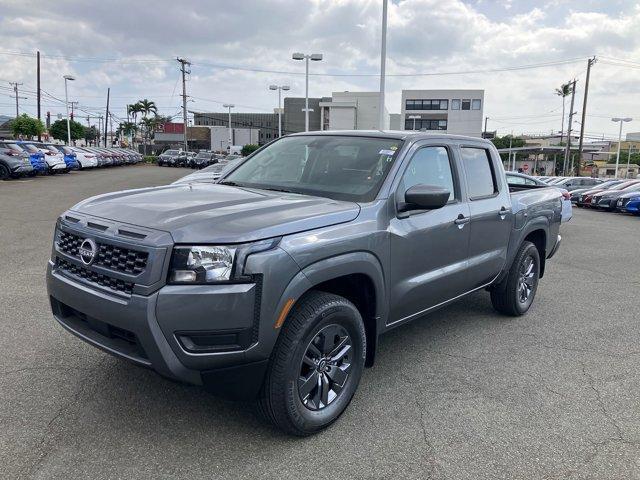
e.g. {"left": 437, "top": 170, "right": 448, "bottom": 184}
{"left": 555, "top": 82, "right": 573, "bottom": 146}
{"left": 135, "top": 99, "right": 158, "bottom": 154}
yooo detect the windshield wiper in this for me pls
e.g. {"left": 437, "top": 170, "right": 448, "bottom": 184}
{"left": 218, "top": 181, "right": 239, "bottom": 186}
{"left": 257, "top": 186, "right": 297, "bottom": 194}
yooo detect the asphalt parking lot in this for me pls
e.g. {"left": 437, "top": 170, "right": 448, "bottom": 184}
{"left": 1, "top": 166, "right": 639, "bottom": 480}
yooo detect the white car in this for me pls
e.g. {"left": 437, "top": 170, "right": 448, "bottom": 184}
{"left": 506, "top": 171, "right": 572, "bottom": 223}
{"left": 23, "top": 143, "right": 67, "bottom": 173}
{"left": 69, "top": 146, "right": 99, "bottom": 169}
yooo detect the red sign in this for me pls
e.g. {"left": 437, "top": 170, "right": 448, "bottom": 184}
{"left": 523, "top": 164, "right": 529, "bottom": 171}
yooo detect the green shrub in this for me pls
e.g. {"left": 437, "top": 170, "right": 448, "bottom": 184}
{"left": 241, "top": 144, "right": 260, "bottom": 156}
{"left": 143, "top": 155, "right": 158, "bottom": 164}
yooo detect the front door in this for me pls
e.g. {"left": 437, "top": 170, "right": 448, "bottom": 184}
{"left": 388, "top": 144, "right": 471, "bottom": 325}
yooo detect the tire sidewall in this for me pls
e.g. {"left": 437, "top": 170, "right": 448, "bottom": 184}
{"left": 0, "top": 164, "right": 9, "bottom": 180}
{"left": 282, "top": 302, "right": 366, "bottom": 432}
{"left": 513, "top": 243, "right": 540, "bottom": 314}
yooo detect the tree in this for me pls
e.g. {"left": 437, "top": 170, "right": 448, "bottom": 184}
{"left": 84, "top": 125, "right": 98, "bottom": 145}
{"left": 134, "top": 99, "right": 158, "bottom": 154}
{"left": 10, "top": 114, "right": 45, "bottom": 139}
{"left": 491, "top": 135, "right": 527, "bottom": 165}
{"left": 241, "top": 144, "right": 260, "bottom": 156}
{"left": 49, "top": 119, "right": 86, "bottom": 143}
{"left": 555, "top": 82, "right": 573, "bottom": 146}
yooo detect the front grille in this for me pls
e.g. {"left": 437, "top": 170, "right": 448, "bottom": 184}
{"left": 58, "top": 231, "right": 148, "bottom": 275}
{"left": 57, "top": 258, "right": 134, "bottom": 295}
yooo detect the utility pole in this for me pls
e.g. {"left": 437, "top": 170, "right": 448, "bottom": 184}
{"left": 484, "top": 116, "right": 489, "bottom": 138}
{"left": 9, "top": 82, "right": 23, "bottom": 118}
{"left": 378, "top": 0, "right": 388, "bottom": 130}
{"left": 577, "top": 57, "right": 596, "bottom": 176}
{"left": 176, "top": 57, "right": 191, "bottom": 153}
{"left": 37, "top": 51, "right": 42, "bottom": 141}
{"left": 563, "top": 79, "right": 577, "bottom": 175}
{"left": 104, "top": 88, "right": 110, "bottom": 147}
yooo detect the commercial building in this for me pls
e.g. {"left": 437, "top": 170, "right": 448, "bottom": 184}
{"left": 319, "top": 92, "right": 389, "bottom": 131}
{"left": 194, "top": 112, "right": 278, "bottom": 145}
{"left": 210, "top": 126, "right": 260, "bottom": 152}
{"left": 401, "top": 89, "right": 484, "bottom": 137}
{"left": 153, "top": 122, "right": 211, "bottom": 153}
{"left": 283, "top": 97, "right": 322, "bottom": 133}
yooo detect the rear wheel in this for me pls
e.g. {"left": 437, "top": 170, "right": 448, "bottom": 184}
{"left": 259, "top": 291, "right": 366, "bottom": 436}
{"left": 490, "top": 241, "right": 540, "bottom": 316}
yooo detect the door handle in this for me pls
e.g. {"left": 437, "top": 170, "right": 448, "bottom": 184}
{"left": 454, "top": 214, "right": 470, "bottom": 228}
{"left": 498, "top": 206, "right": 510, "bottom": 219}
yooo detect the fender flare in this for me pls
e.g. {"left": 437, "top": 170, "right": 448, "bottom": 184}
{"left": 272, "top": 251, "right": 387, "bottom": 366}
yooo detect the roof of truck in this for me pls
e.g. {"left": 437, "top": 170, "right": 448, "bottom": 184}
{"left": 288, "top": 130, "right": 493, "bottom": 144}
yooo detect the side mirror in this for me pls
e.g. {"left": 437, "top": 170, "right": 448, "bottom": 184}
{"left": 403, "top": 184, "right": 450, "bottom": 210}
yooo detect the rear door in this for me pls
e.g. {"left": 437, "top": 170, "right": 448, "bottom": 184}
{"left": 459, "top": 144, "right": 513, "bottom": 288}
{"left": 387, "top": 142, "right": 471, "bottom": 324}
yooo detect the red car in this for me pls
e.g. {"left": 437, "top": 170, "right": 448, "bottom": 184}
{"left": 577, "top": 180, "right": 639, "bottom": 207}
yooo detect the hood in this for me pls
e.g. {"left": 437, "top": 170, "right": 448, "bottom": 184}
{"left": 619, "top": 191, "right": 640, "bottom": 199}
{"left": 70, "top": 183, "right": 360, "bottom": 244}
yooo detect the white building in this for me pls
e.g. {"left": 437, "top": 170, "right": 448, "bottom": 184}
{"left": 319, "top": 92, "right": 389, "bottom": 131}
{"left": 401, "top": 89, "right": 484, "bottom": 137}
{"left": 210, "top": 126, "right": 259, "bottom": 152}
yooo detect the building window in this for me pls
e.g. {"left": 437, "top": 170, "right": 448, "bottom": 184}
{"left": 472, "top": 99, "right": 482, "bottom": 110}
{"left": 461, "top": 99, "right": 471, "bottom": 110}
{"left": 451, "top": 99, "right": 461, "bottom": 110}
{"left": 404, "top": 118, "right": 448, "bottom": 131}
{"left": 406, "top": 99, "right": 448, "bottom": 111}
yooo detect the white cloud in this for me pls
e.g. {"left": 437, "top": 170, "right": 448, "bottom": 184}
{"left": 0, "top": 0, "right": 638, "bottom": 137}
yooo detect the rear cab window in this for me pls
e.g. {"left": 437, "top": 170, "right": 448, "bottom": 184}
{"left": 460, "top": 147, "right": 499, "bottom": 200}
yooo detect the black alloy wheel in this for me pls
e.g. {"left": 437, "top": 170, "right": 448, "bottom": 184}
{"left": 298, "top": 324, "right": 353, "bottom": 411}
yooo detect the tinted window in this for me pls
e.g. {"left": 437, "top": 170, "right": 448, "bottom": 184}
{"left": 461, "top": 100, "right": 471, "bottom": 110}
{"left": 461, "top": 147, "right": 497, "bottom": 199}
{"left": 398, "top": 147, "right": 455, "bottom": 201}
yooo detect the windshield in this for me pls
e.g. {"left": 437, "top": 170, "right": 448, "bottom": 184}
{"left": 21, "top": 144, "right": 40, "bottom": 153}
{"left": 222, "top": 135, "right": 403, "bottom": 202}
{"left": 196, "top": 153, "right": 211, "bottom": 159}
{"left": 3, "top": 143, "right": 25, "bottom": 153}
{"left": 599, "top": 180, "right": 622, "bottom": 189}
{"left": 164, "top": 150, "right": 179, "bottom": 155}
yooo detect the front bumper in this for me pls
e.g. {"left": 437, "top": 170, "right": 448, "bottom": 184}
{"left": 11, "top": 164, "right": 34, "bottom": 175}
{"left": 47, "top": 261, "right": 268, "bottom": 393}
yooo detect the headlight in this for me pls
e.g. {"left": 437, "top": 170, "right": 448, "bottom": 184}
{"left": 168, "top": 238, "right": 280, "bottom": 285}
{"left": 169, "top": 246, "right": 236, "bottom": 283}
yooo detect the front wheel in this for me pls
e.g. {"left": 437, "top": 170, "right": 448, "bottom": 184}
{"left": 0, "top": 164, "right": 10, "bottom": 180}
{"left": 259, "top": 291, "right": 366, "bottom": 436}
{"left": 490, "top": 241, "right": 540, "bottom": 316}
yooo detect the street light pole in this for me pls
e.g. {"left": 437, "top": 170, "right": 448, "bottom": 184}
{"left": 223, "top": 104, "right": 235, "bottom": 152}
{"left": 612, "top": 117, "right": 632, "bottom": 179}
{"left": 269, "top": 85, "right": 290, "bottom": 137}
{"left": 63, "top": 75, "right": 75, "bottom": 145}
{"left": 378, "top": 0, "right": 388, "bottom": 130}
{"left": 626, "top": 147, "right": 634, "bottom": 179}
{"left": 292, "top": 52, "right": 323, "bottom": 132}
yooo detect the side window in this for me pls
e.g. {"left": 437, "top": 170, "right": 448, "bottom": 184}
{"left": 460, "top": 147, "right": 498, "bottom": 199}
{"left": 525, "top": 178, "right": 538, "bottom": 186}
{"left": 507, "top": 175, "right": 525, "bottom": 185}
{"left": 398, "top": 147, "right": 455, "bottom": 201}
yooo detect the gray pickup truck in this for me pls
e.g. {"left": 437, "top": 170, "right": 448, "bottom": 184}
{"left": 47, "top": 131, "right": 562, "bottom": 435}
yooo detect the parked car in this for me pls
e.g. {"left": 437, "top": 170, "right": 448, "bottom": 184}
{"left": 0, "top": 143, "right": 34, "bottom": 179}
{"left": 576, "top": 180, "right": 638, "bottom": 207}
{"left": 506, "top": 172, "right": 572, "bottom": 223}
{"left": 46, "top": 144, "right": 80, "bottom": 170}
{"left": 23, "top": 142, "right": 67, "bottom": 174}
{"left": 157, "top": 149, "right": 181, "bottom": 167}
{"left": 47, "top": 132, "right": 562, "bottom": 435}
{"left": 550, "top": 176, "right": 602, "bottom": 192}
{"left": 592, "top": 181, "right": 640, "bottom": 211}
{"left": 0, "top": 141, "right": 47, "bottom": 174}
{"left": 68, "top": 147, "right": 99, "bottom": 169}
{"left": 617, "top": 191, "right": 640, "bottom": 215}
{"left": 171, "top": 158, "right": 243, "bottom": 185}
{"left": 189, "top": 151, "right": 218, "bottom": 169}
{"left": 570, "top": 180, "right": 624, "bottom": 204}
{"left": 80, "top": 147, "right": 110, "bottom": 167}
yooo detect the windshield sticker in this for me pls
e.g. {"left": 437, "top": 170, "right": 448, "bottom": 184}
{"left": 379, "top": 149, "right": 396, "bottom": 156}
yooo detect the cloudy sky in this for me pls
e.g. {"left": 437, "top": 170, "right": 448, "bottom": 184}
{"left": 0, "top": 0, "right": 639, "bottom": 138}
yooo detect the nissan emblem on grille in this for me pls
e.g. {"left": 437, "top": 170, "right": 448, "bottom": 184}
{"left": 78, "top": 238, "right": 97, "bottom": 266}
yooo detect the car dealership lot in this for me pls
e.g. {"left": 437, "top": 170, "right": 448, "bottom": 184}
{"left": 1, "top": 166, "right": 639, "bottom": 480}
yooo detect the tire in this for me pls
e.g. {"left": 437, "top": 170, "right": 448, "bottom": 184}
{"left": 490, "top": 241, "right": 540, "bottom": 316}
{"left": 258, "top": 291, "right": 366, "bottom": 436}
{"left": 0, "top": 164, "right": 10, "bottom": 180}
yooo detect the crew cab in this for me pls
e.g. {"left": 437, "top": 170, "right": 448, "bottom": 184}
{"left": 46, "top": 132, "right": 562, "bottom": 436}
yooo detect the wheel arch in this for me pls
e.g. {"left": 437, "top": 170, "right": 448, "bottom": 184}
{"left": 274, "top": 252, "right": 386, "bottom": 368}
